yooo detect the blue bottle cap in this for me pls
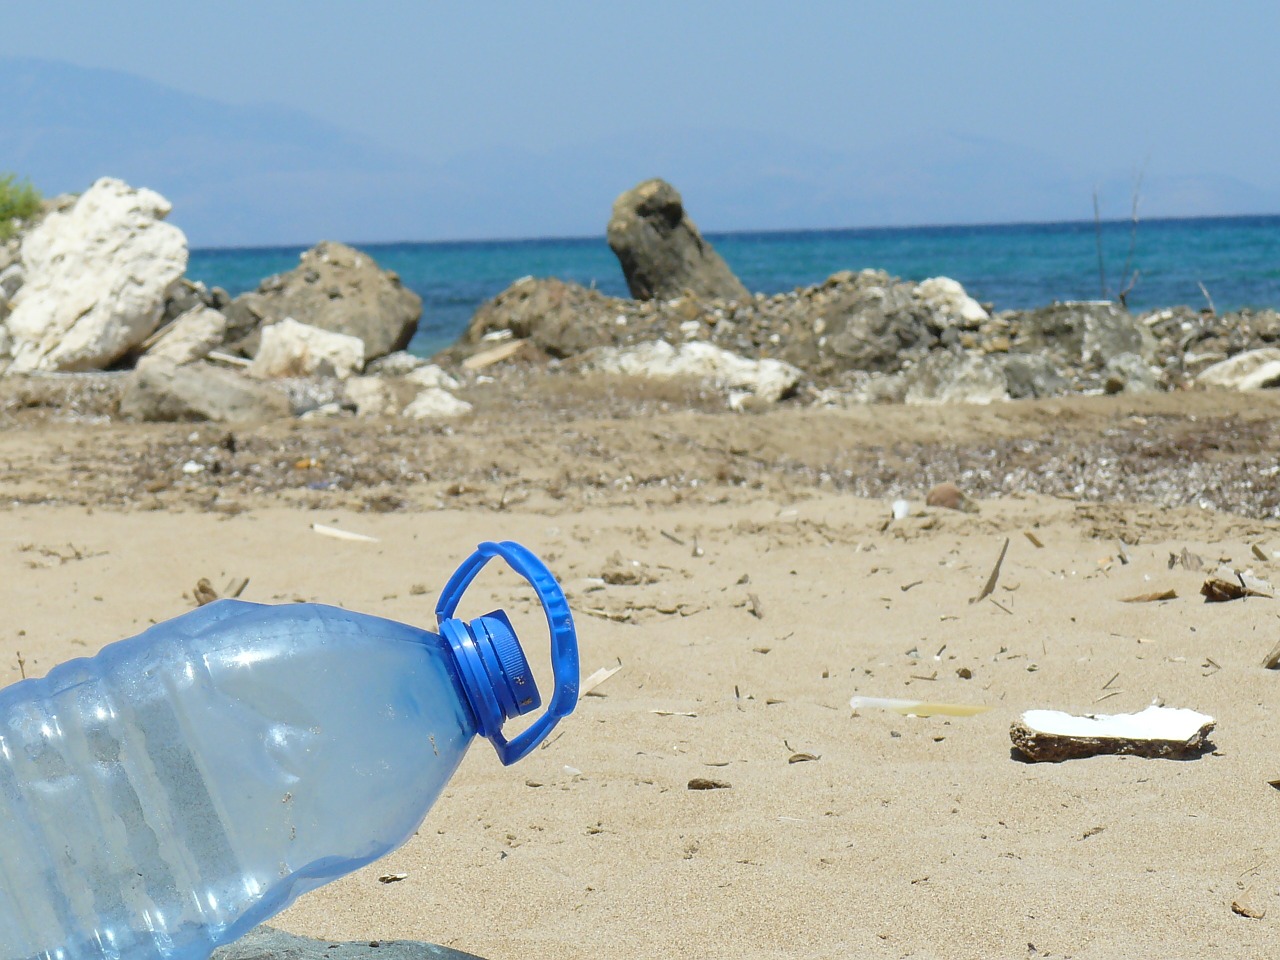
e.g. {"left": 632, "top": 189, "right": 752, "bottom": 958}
{"left": 473, "top": 610, "right": 541, "bottom": 719}
{"left": 437, "top": 542, "right": 579, "bottom": 766}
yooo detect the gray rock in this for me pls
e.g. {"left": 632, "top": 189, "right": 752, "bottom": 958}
{"left": 1012, "top": 302, "right": 1154, "bottom": 373}
{"left": 120, "top": 360, "right": 291, "bottom": 422}
{"left": 606, "top": 179, "right": 749, "bottom": 303}
{"left": 901, "top": 351, "right": 1008, "bottom": 405}
{"left": 1001, "top": 354, "right": 1071, "bottom": 399}
{"left": 802, "top": 272, "right": 937, "bottom": 375}
{"left": 449, "top": 277, "right": 622, "bottom": 361}
{"left": 229, "top": 241, "right": 420, "bottom": 361}
{"left": 160, "top": 278, "right": 215, "bottom": 327}
{"left": 213, "top": 926, "right": 483, "bottom": 960}
{"left": 1103, "top": 352, "right": 1162, "bottom": 394}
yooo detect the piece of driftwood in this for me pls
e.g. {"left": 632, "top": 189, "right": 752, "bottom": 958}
{"left": 1120, "top": 589, "right": 1177, "bottom": 603}
{"left": 1201, "top": 569, "right": 1273, "bottom": 602}
{"left": 1011, "top": 704, "right": 1214, "bottom": 762}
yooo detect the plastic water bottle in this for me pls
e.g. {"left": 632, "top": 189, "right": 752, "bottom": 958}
{"left": 0, "top": 541, "right": 578, "bottom": 960}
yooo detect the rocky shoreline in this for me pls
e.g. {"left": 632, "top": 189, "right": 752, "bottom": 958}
{"left": 2, "top": 176, "right": 1279, "bottom": 425}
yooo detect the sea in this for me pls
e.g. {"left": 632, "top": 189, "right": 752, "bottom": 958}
{"left": 187, "top": 215, "right": 1280, "bottom": 358}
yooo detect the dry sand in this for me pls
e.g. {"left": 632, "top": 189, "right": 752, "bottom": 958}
{"left": 3, "top": 387, "right": 1280, "bottom": 958}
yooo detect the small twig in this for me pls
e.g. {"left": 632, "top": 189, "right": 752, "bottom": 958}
{"left": 970, "top": 537, "right": 1010, "bottom": 605}
{"left": 16, "top": 651, "right": 25, "bottom": 680}
{"left": 987, "top": 597, "right": 1014, "bottom": 615}
{"left": 1102, "top": 671, "right": 1120, "bottom": 690}
{"left": 1093, "top": 690, "right": 1122, "bottom": 704}
{"left": 660, "top": 530, "right": 686, "bottom": 546}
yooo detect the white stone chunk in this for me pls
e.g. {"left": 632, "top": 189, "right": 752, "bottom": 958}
{"left": 249, "top": 317, "right": 364, "bottom": 380}
{"left": 585, "top": 340, "right": 800, "bottom": 405}
{"left": 914, "top": 276, "right": 989, "bottom": 325}
{"left": 143, "top": 306, "right": 227, "bottom": 366}
{"left": 1196, "top": 348, "right": 1280, "bottom": 391}
{"left": 7, "top": 177, "right": 188, "bottom": 371}
{"left": 405, "top": 363, "right": 461, "bottom": 390}
{"left": 402, "top": 387, "right": 472, "bottom": 419}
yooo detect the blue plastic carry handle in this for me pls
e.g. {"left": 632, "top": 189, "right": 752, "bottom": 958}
{"left": 436, "top": 541, "right": 579, "bottom": 765}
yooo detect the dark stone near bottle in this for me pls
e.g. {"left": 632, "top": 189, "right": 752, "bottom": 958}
{"left": 213, "top": 926, "right": 485, "bottom": 960}
{"left": 606, "top": 179, "right": 749, "bottom": 303}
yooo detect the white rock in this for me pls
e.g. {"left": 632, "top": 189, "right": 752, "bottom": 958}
{"left": 405, "top": 363, "right": 461, "bottom": 391}
{"left": 343, "top": 375, "right": 395, "bottom": 416}
{"left": 7, "top": 178, "right": 188, "bottom": 372}
{"left": 914, "top": 276, "right": 989, "bottom": 325}
{"left": 249, "top": 317, "right": 365, "bottom": 380}
{"left": 585, "top": 340, "right": 800, "bottom": 405}
{"left": 1196, "top": 348, "right": 1280, "bottom": 391}
{"left": 365, "top": 350, "right": 427, "bottom": 376}
{"left": 142, "top": 306, "right": 227, "bottom": 366}
{"left": 402, "top": 387, "right": 472, "bottom": 419}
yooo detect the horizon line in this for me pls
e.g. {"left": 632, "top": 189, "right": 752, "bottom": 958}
{"left": 187, "top": 209, "right": 1280, "bottom": 255}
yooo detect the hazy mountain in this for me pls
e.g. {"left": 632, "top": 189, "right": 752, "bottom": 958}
{"left": 2, "top": 58, "right": 1275, "bottom": 248}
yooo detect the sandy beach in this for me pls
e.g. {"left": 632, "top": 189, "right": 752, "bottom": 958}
{"left": 4, "top": 386, "right": 1280, "bottom": 958}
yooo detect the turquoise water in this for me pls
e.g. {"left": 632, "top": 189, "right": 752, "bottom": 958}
{"left": 187, "top": 216, "right": 1280, "bottom": 357}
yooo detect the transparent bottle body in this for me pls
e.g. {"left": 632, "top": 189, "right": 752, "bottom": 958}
{"left": 0, "top": 600, "right": 478, "bottom": 960}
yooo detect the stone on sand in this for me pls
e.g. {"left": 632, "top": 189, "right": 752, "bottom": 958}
{"left": 7, "top": 177, "right": 188, "bottom": 372}
{"left": 583, "top": 340, "right": 800, "bottom": 407}
{"left": 121, "top": 360, "right": 291, "bottom": 422}
{"left": 1196, "top": 347, "right": 1280, "bottom": 391}
{"left": 249, "top": 318, "right": 365, "bottom": 380}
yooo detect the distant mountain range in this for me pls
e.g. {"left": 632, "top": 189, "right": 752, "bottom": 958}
{"left": 3, "top": 57, "right": 1277, "bottom": 248}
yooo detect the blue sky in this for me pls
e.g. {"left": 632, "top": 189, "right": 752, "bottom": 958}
{"left": 4, "top": 2, "right": 1278, "bottom": 246}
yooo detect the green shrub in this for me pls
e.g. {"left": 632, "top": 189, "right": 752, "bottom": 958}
{"left": 0, "top": 174, "right": 42, "bottom": 241}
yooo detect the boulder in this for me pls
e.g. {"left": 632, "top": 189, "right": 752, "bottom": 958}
{"left": 799, "top": 271, "right": 938, "bottom": 375}
{"left": 120, "top": 360, "right": 291, "bottom": 422}
{"left": 1011, "top": 302, "right": 1155, "bottom": 373}
{"left": 402, "top": 387, "right": 472, "bottom": 419}
{"left": 450, "top": 277, "right": 623, "bottom": 360}
{"left": 902, "top": 351, "right": 1009, "bottom": 405}
{"left": 229, "top": 241, "right": 420, "bottom": 361}
{"left": 583, "top": 340, "right": 800, "bottom": 407}
{"left": 1196, "top": 348, "right": 1280, "bottom": 391}
{"left": 1001, "top": 354, "right": 1070, "bottom": 399}
{"left": 212, "top": 925, "right": 483, "bottom": 960}
{"left": 7, "top": 177, "right": 188, "bottom": 372}
{"left": 606, "top": 179, "right": 749, "bottom": 302}
{"left": 141, "top": 306, "right": 227, "bottom": 366}
{"left": 249, "top": 317, "right": 365, "bottom": 380}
